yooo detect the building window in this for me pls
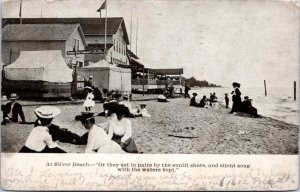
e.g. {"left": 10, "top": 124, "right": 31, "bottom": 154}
{"left": 74, "top": 38, "right": 79, "bottom": 51}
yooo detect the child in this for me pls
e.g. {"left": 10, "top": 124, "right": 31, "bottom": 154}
{"left": 225, "top": 93, "right": 229, "bottom": 109}
{"left": 139, "top": 104, "right": 151, "bottom": 117}
{"left": 83, "top": 86, "right": 95, "bottom": 111}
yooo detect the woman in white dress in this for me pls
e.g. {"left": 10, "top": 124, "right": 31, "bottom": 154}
{"left": 80, "top": 113, "right": 126, "bottom": 153}
{"left": 108, "top": 106, "right": 138, "bottom": 153}
{"left": 83, "top": 86, "right": 95, "bottom": 112}
{"left": 19, "top": 106, "right": 66, "bottom": 153}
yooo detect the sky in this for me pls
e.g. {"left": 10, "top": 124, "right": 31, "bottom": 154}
{"left": 2, "top": 0, "right": 299, "bottom": 88}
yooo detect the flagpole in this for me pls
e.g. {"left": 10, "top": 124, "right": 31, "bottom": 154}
{"left": 136, "top": 16, "right": 138, "bottom": 56}
{"left": 130, "top": 8, "right": 132, "bottom": 51}
{"left": 104, "top": 0, "right": 108, "bottom": 61}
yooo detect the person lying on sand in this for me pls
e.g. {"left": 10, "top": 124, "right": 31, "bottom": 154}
{"left": 158, "top": 94, "right": 169, "bottom": 102}
{"left": 108, "top": 105, "right": 138, "bottom": 153}
{"left": 19, "top": 106, "right": 66, "bottom": 153}
{"left": 80, "top": 112, "right": 126, "bottom": 153}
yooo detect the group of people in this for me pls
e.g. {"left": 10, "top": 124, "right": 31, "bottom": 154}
{"left": 2, "top": 87, "right": 152, "bottom": 153}
{"left": 188, "top": 82, "right": 259, "bottom": 118}
{"left": 190, "top": 92, "right": 218, "bottom": 108}
{"left": 18, "top": 103, "right": 138, "bottom": 153}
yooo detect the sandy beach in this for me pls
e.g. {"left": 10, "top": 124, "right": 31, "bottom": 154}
{"left": 1, "top": 96, "right": 298, "bottom": 154}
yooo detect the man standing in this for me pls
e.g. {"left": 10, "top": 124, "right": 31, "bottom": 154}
{"left": 2, "top": 93, "right": 25, "bottom": 125}
{"left": 184, "top": 83, "right": 190, "bottom": 98}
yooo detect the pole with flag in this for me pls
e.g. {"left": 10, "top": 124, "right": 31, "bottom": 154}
{"left": 19, "top": 0, "right": 23, "bottom": 24}
{"left": 104, "top": 0, "right": 108, "bottom": 54}
{"left": 96, "top": 0, "right": 106, "bottom": 18}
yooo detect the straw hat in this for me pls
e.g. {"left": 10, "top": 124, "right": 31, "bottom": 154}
{"left": 9, "top": 93, "right": 19, "bottom": 100}
{"left": 35, "top": 106, "right": 61, "bottom": 118}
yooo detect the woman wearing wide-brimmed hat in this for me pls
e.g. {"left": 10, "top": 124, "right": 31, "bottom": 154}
{"left": 108, "top": 105, "right": 138, "bottom": 153}
{"left": 230, "top": 82, "right": 242, "bottom": 113}
{"left": 2, "top": 93, "right": 25, "bottom": 125}
{"left": 80, "top": 112, "right": 126, "bottom": 153}
{"left": 19, "top": 106, "right": 66, "bottom": 153}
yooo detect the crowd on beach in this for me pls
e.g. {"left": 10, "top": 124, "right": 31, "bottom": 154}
{"left": 186, "top": 82, "right": 259, "bottom": 118}
{"left": 2, "top": 77, "right": 260, "bottom": 154}
{"left": 1, "top": 76, "right": 152, "bottom": 154}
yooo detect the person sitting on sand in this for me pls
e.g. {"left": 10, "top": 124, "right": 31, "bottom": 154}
{"left": 34, "top": 107, "right": 85, "bottom": 145}
{"left": 108, "top": 105, "right": 138, "bottom": 153}
{"left": 2, "top": 93, "right": 25, "bottom": 125}
{"left": 241, "top": 96, "right": 259, "bottom": 118}
{"left": 158, "top": 94, "right": 169, "bottom": 102}
{"left": 139, "top": 104, "right": 151, "bottom": 117}
{"left": 199, "top": 95, "right": 207, "bottom": 108}
{"left": 230, "top": 82, "right": 242, "bottom": 114}
{"left": 80, "top": 113, "right": 126, "bottom": 153}
{"left": 190, "top": 93, "right": 199, "bottom": 107}
{"left": 19, "top": 106, "right": 66, "bottom": 153}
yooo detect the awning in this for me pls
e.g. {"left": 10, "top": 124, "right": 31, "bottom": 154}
{"left": 151, "top": 68, "right": 184, "bottom": 75}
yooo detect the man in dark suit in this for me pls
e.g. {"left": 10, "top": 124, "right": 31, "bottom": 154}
{"left": 2, "top": 93, "right": 25, "bottom": 125}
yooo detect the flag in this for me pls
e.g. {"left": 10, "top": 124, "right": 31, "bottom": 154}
{"left": 19, "top": 0, "right": 22, "bottom": 18}
{"left": 96, "top": 0, "right": 106, "bottom": 12}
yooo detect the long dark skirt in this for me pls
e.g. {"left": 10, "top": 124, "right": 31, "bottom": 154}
{"left": 112, "top": 135, "right": 138, "bottom": 153}
{"left": 19, "top": 146, "right": 66, "bottom": 153}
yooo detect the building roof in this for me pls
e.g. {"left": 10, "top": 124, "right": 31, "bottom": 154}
{"left": 2, "top": 24, "right": 87, "bottom": 45}
{"left": 3, "top": 17, "right": 129, "bottom": 44}
{"left": 151, "top": 68, "right": 184, "bottom": 75}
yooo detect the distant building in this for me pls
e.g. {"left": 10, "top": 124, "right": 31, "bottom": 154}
{"left": 2, "top": 24, "right": 87, "bottom": 67}
{"left": 3, "top": 18, "right": 130, "bottom": 66}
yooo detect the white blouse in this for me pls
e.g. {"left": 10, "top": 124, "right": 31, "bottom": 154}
{"left": 25, "top": 126, "right": 58, "bottom": 152}
{"left": 108, "top": 118, "right": 132, "bottom": 143}
{"left": 85, "top": 124, "right": 125, "bottom": 153}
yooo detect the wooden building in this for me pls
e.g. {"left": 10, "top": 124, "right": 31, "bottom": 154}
{"left": 2, "top": 24, "right": 87, "bottom": 67}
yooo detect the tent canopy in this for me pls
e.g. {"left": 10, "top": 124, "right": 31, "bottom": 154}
{"left": 4, "top": 50, "right": 73, "bottom": 82}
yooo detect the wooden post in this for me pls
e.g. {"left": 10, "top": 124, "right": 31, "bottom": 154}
{"left": 264, "top": 80, "right": 267, "bottom": 96}
{"left": 294, "top": 81, "right": 296, "bottom": 100}
{"left": 142, "top": 67, "right": 145, "bottom": 96}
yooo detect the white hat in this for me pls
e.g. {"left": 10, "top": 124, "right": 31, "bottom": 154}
{"left": 84, "top": 86, "right": 94, "bottom": 90}
{"left": 89, "top": 76, "right": 93, "bottom": 79}
{"left": 35, "top": 106, "right": 61, "bottom": 118}
{"left": 9, "top": 93, "right": 19, "bottom": 100}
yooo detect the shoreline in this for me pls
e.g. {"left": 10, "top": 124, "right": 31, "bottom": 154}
{"left": 1, "top": 97, "right": 298, "bottom": 154}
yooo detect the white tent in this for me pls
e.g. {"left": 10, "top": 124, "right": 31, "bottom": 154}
{"left": 78, "top": 60, "right": 131, "bottom": 92}
{"left": 4, "top": 50, "right": 73, "bottom": 83}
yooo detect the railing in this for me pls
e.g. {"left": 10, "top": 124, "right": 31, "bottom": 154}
{"left": 132, "top": 79, "right": 181, "bottom": 85}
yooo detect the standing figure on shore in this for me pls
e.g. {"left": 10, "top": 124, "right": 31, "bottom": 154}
{"left": 230, "top": 82, "right": 242, "bottom": 114}
{"left": 184, "top": 83, "right": 191, "bottom": 98}
{"left": 190, "top": 93, "right": 199, "bottom": 107}
{"left": 108, "top": 106, "right": 138, "bottom": 153}
{"left": 241, "top": 96, "right": 259, "bottom": 118}
{"left": 2, "top": 93, "right": 25, "bottom": 125}
{"left": 225, "top": 93, "right": 229, "bottom": 108}
{"left": 19, "top": 106, "right": 66, "bottom": 153}
{"left": 83, "top": 86, "right": 95, "bottom": 112}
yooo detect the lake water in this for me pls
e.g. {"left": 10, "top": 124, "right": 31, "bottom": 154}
{"left": 190, "top": 86, "right": 299, "bottom": 125}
